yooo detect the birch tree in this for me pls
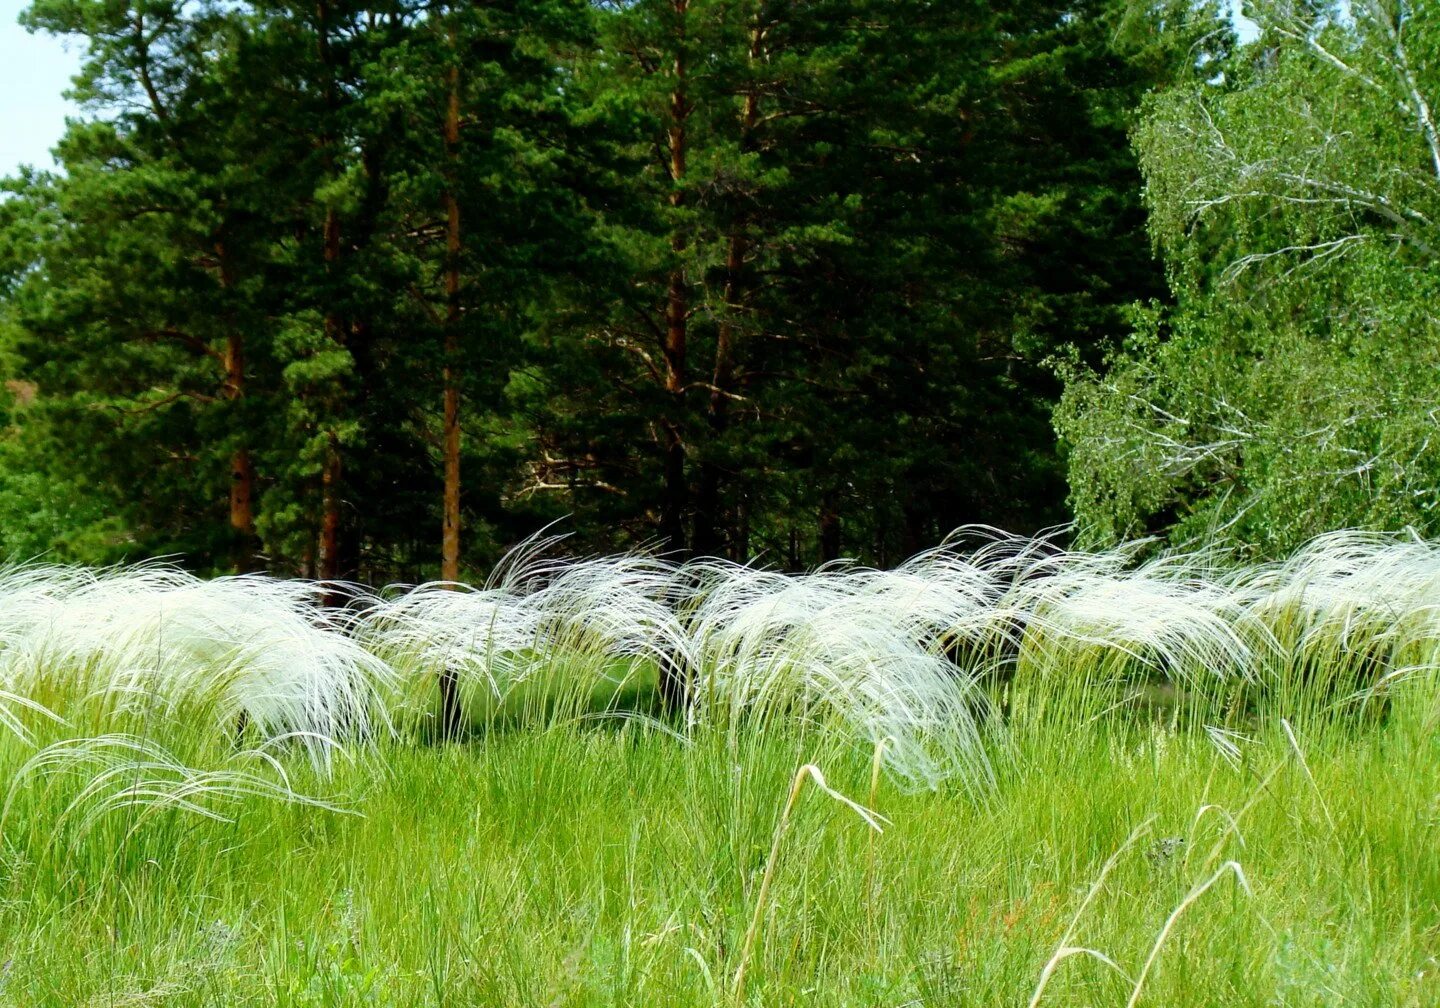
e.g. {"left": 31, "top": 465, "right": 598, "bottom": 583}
{"left": 1059, "top": 0, "right": 1440, "bottom": 554}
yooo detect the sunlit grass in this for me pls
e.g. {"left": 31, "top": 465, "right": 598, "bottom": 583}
{"left": 0, "top": 529, "right": 1436, "bottom": 1004}
{"left": 0, "top": 712, "right": 1434, "bottom": 1005}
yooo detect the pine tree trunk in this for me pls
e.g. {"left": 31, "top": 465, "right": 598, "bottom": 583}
{"left": 660, "top": 0, "right": 691, "bottom": 560}
{"left": 819, "top": 499, "right": 841, "bottom": 563}
{"left": 318, "top": 429, "right": 343, "bottom": 582}
{"left": 216, "top": 240, "right": 257, "bottom": 568}
{"left": 693, "top": 229, "right": 747, "bottom": 557}
{"left": 317, "top": 196, "right": 345, "bottom": 586}
{"left": 656, "top": 0, "right": 692, "bottom": 711}
{"left": 229, "top": 442, "right": 255, "bottom": 544}
{"left": 434, "top": 17, "right": 466, "bottom": 739}
{"left": 441, "top": 30, "right": 463, "bottom": 584}
{"left": 736, "top": 490, "right": 750, "bottom": 561}
{"left": 694, "top": 20, "right": 761, "bottom": 558}
{"left": 314, "top": 0, "right": 347, "bottom": 595}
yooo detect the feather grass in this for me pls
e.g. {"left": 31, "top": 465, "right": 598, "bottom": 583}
{"left": 0, "top": 528, "right": 1436, "bottom": 789}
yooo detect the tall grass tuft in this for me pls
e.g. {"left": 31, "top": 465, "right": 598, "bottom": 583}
{"left": 0, "top": 564, "right": 393, "bottom": 762}
{"left": 0, "top": 528, "right": 1438, "bottom": 789}
{"left": 351, "top": 540, "right": 690, "bottom": 736}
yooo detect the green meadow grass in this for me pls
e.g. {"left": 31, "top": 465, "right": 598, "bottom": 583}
{"left": 3, "top": 533, "right": 1440, "bottom": 1005}
{"left": 0, "top": 695, "right": 1435, "bottom": 1007}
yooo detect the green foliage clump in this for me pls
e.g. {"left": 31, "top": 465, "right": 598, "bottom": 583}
{"left": 0, "top": 0, "right": 1207, "bottom": 576}
{"left": 1059, "top": 1, "right": 1440, "bottom": 556}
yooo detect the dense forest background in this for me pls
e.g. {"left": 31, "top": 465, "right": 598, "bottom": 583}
{"left": 0, "top": 0, "right": 1433, "bottom": 582}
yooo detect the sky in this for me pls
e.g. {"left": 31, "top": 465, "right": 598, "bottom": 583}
{"left": 1, "top": 3, "right": 84, "bottom": 176}
{"left": 0, "top": 2, "right": 1261, "bottom": 180}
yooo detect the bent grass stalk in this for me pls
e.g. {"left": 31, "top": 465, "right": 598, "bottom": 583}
{"left": 864, "top": 735, "right": 893, "bottom": 936}
{"left": 1125, "top": 861, "right": 1252, "bottom": 1008}
{"left": 1028, "top": 824, "right": 1253, "bottom": 1008}
{"left": 731, "top": 763, "right": 886, "bottom": 1007}
{"left": 1280, "top": 717, "right": 1338, "bottom": 832}
{"left": 0, "top": 733, "right": 351, "bottom": 869}
{"left": 1027, "top": 816, "right": 1154, "bottom": 1008}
